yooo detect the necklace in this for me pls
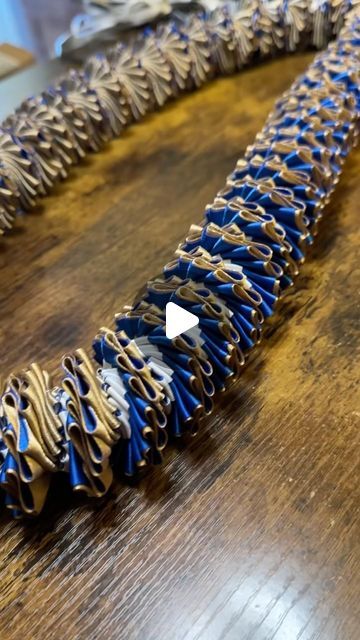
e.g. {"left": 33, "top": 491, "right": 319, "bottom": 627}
{"left": 1, "top": 1, "right": 359, "bottom": 233}
{"left": 0, "top": 2, "right": 359, "bottom": 518}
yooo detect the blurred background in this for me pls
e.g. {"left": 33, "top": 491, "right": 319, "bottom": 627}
{"left": 0, "top": 0, "right": 208, "bottom": 68}
{"left": 0, "top": 0, "right": 79, "bottom": 61}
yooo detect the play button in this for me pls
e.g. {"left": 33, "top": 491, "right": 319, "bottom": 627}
{"left": 165, "top": 302, "right": 199, "bottom": 340}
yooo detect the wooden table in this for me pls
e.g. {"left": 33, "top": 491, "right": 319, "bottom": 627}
{"left": 0, "top": 51, "right": 359, "bottom": 640}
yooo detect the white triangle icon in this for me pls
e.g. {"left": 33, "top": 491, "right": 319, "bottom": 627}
{"left": 165, "top": 302, "right": 199, "bottom": 340}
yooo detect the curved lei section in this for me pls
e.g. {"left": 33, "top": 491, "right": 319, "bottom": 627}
{"left": 0, "top": 0, "right": 359, "bottom": 234}
{"left": 0, "top": 6, "right": 359, "bottom": 517}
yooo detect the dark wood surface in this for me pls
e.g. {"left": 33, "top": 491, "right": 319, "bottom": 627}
{"left": 0, "top": 52, "right": 359, "bottom": 640}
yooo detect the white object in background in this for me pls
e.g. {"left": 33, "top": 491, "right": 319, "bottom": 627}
{"left": 55, "top": 0, "right": 171, "bottom": 56}
{"left": 82, "top": 0, "right": 171, "bottom": 25}
{"left": 165, "top": 302, "right": 199, "bottom": 340}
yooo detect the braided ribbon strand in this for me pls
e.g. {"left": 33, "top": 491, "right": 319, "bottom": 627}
{"left": 1, "top": 1, "right": 360, "bottom": 234}
{"left": 0, "top": 5, "right": 359, "bottom": 517}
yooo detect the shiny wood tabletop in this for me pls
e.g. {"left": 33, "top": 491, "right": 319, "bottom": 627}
{"left": 0, "top": 52, "right": 359, "bottom": 640}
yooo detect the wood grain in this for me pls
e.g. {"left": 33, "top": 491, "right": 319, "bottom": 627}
{"left": 0, "top": 52, "right": 359, "bottom": 640}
